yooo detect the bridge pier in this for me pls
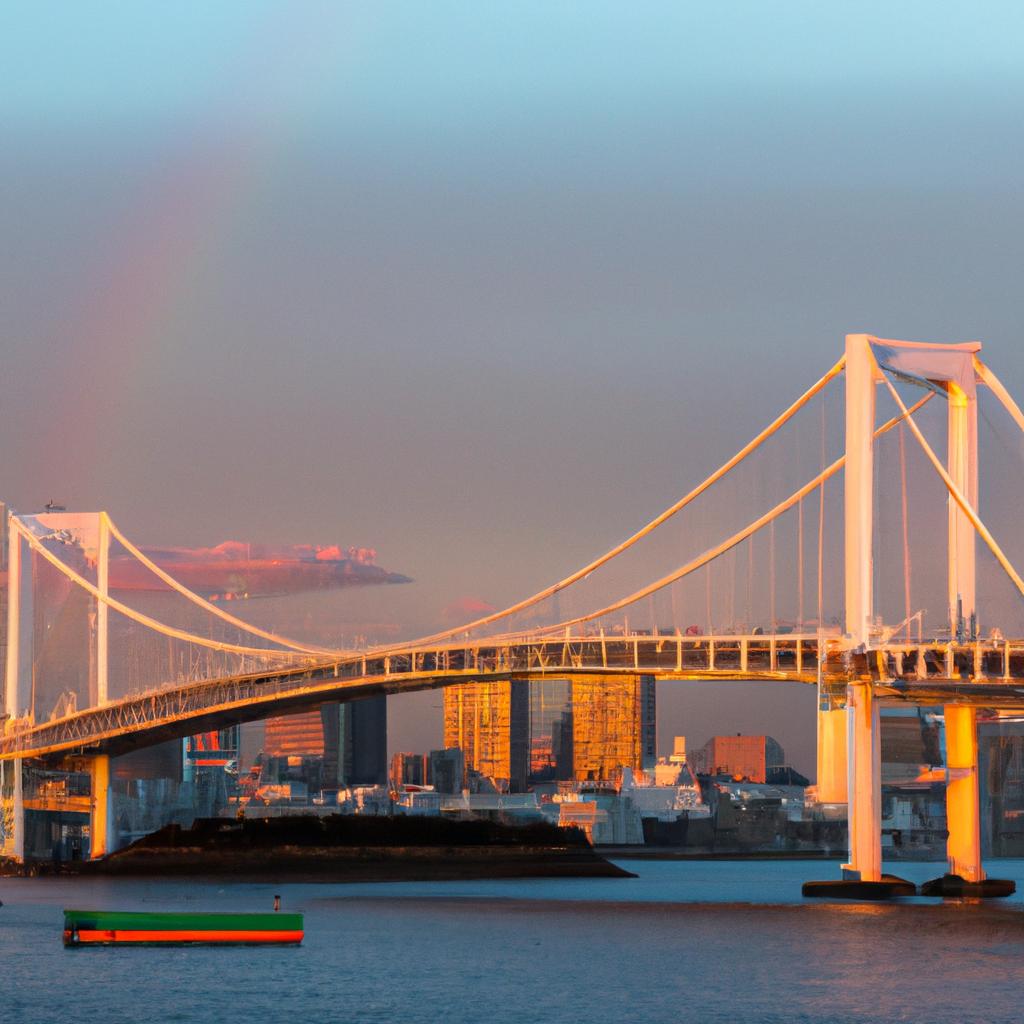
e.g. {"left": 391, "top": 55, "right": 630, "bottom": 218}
{"left": 0, "top": 757, "right": 25, "bottom": 863}
{"left": 922, "top": 707, "right": 1014, "bottom": 897}
{"left": 87, "top": 754, "right": 114, "bottom": 860}
{"left": 815, "top": 700, "right": 847, "bottom": 803}
{"left": 920, "top": 379, "right": 1012, "bottom": 897}
{"left": 842, "top": 682, "right": 882, "bottom": 883}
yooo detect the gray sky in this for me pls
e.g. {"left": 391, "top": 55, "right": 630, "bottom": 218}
{"left": 4, "top": 3, "right": 1024, "bottom": 773}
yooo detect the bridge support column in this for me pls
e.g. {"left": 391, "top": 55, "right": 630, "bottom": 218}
{"left": 88, "top": 754, "right": 114, "bottom": 860}
{"left": 921, "top": 379, "right": 1013, "bottom": 896}
{"left": 843, "top": 682, "right": 882, "bottom": 882}
{"left": 1, "top": 758, "right": 24, "bottom": 863}
{"left": 805, "top": 335, "right": 913, "bottom": 898}
{"left": 943, "top": 706, "right": 982, "bottom": 881}
{"left": 815, "top": 700, "right": 847, "bottom": 803}
{"left": 922, "top": 706, "right": 1013, "bottom": 897}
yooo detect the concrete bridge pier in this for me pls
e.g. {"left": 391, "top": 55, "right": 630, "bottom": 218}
{"left": 920, "top": 380, "right": 1013, "bottom": 897}
{"left": 87, "top": 754, "right": 114, "bottom": 860}
{"left": 0, "top": 757, "right": 25, "bottom": 863}
{"left": 805, "top": 681, "right": 914, "bottom": 898}
{"left": 922, "top": 707, "right": 1014, "bottom": 897}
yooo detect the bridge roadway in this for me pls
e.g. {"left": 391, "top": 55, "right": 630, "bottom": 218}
{"left": 4, "top": 632, "right": 1024, "bottom": 762}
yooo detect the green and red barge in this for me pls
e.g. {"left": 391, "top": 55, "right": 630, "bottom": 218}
{"left": 63, "top": 909, "right": 304, "bottom": 946}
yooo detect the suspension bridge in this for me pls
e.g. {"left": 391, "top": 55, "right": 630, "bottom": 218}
{"left": 4, "top": 333, "right": 1024, "bottom": 896}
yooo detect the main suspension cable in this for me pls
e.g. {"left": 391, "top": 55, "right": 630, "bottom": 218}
{"left": 105, "top": 515, "right": 343, "bottom": 656}
{"left": 13, "top": 519, "right": 312, "bottom": 662}
{"left": 401, "top": 356, "right": 847, "bottom": 646}
{"left": 489, "top": 393, "right": 933, "bottom": 639}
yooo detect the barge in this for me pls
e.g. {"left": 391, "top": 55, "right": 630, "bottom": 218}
{"left": 63, "top": 909, "right": 304, "bottom": 946}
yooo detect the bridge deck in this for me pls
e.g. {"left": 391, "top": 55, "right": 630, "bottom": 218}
{"left": 5, "top": 633, "right": 1024, "bottom": 761}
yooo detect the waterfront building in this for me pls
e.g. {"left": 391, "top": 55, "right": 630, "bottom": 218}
{"left": 338, "top": 696, "right": 388, "bottom": 786}
{"left": 691, "top": 734, "right": 785, "bottom": 783}
{"left": 979, "top": 718, "right": 1024, "bottom": 856}
{"left": 263, "top": 696, "right": 387, "bottom": 788}
{"left": 443, "top": 675, "right": 656, "bottom": 788}
{"left": 443, "top": 681, "right": 529, "bottom": 791}
{"left": 528, "top": 679, "right": 571, "bottom": 783}
{"left": 668, "top": 735, "right": 687, "bottom": 764}
{"left": 569, "top": 675, "right": 657, "bottom": 781}
{"left": 263, "top": 711, "right": 326, "bottom": 759}
{"left": 390, "top": 751, "right": 428, "bottom": 789}
{"left": 428, "top": 748, "right": 465, "bottom": 795}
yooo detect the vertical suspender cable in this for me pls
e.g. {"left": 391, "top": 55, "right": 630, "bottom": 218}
{"left": 883, "top": 373, "right": 1024, "bottom": 601}
{"left": 797, "top": 497, "right": 805, "bottom": 631}
{"left": 746, "top": 536, "right": 754, "bottom": 629}
{"left": 705, "top": 563, "right": 712, "bottom": 635}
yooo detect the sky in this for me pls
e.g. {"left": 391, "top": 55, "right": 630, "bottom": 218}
{"left": 4, "top": 2, "right": 1024, "bottom": 774}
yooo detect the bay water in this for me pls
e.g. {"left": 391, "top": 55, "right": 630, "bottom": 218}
{"left": 3, "top": 859, "right": 1024, "bottom": 1023}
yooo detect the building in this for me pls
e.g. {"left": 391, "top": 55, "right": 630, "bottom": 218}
{"left": 263, "top": 711, "right": 326, "bottom": 759}
{"left": 337, "top": 696, "right": 388, "bottom": 786}
{"left": 428, "top": 748, "right": 465, "bottom": 795}
{"left": 390, "top": 751, "right": 428, "bottom": 789}
{"left": 668, "top": 736, "right": 687, "bottom": 765}
{"left": 570, "top": 675, "right": 657, "bottom": 781}
{"left": 979, "top": 718, "right": 1024, "bottom": 856}
{"left": 529, "top": 679, "right": 571, "bottom": 783}
{"left": 444, "top": 675, "right": 656, "bottom": 789}
{"left": 443, "top": 680, "right": 529, "bottom": 791}
{"left": 692, "top": 735, "right": 785, "bottom": 783}
{"left": 263, "top": 695, "right": 387, "bottom": 788}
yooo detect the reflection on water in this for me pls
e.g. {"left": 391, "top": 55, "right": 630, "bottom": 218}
{"left": 2, "top": 860, "right": 1024, "bottom": 1024}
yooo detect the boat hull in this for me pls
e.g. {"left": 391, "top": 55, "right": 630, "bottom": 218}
{"left": 63, "top": 910, "right": 303, "bottom": 947}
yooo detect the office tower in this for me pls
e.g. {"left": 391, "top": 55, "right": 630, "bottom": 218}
{"left": 443, "top": 680, "right": 529, "bottom": 792}
{"left": 264, "top": 695, "right": 387, "bottom": 787}
{"left": 570, "top": 675, "right": 657, "bottom": 781}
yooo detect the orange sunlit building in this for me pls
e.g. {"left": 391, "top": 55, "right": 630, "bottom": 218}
{"left": 444, "top": 675, "right": 656, "bottom": 788}
{"left": 443, "top": 680, "right": 529, "bottom": 791}
{"left": 691, "top": 735, "right": 785, "bottom": 783}
{"left": 570, "top": 675, "right": 656, "bottom": 782}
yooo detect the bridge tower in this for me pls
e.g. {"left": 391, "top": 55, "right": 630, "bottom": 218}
{"left": 812, "top": 334, "right": 1007, "bottom": 897}
{"left": 2, "top": 510, "right": 31, "bottom": 862}
{"left": 1, "top": 509, "right": 114, "bottom": 863}
{"left": 840, "top": 333, "right": 884, "bottom": 885}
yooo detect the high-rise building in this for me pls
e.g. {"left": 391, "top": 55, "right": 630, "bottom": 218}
{"left": 263, "top": 695, "right": 387, "bottom": 787}
{"left": 570, "top": 675, "right": 657, "bottom": 781}
{"left": 443, "top": 680, "right": 529, "bottom": 791}
{"left": 444, "top": 676, "right": 656, "bottom": 788}
{"left": 337, "top": 696, "right": 388, "bottom": 786}
{"left": 264, "top": 710, "right": 326, "bottom": 758}
{"left": 529, "top": 679, "right": 571, "bottom": 783}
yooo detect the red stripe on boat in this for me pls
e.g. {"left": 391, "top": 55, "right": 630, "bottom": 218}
{"left": 71, "top": 929, "right": 303, "bottom": 944}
